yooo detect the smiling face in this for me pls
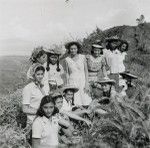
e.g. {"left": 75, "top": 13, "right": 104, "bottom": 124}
{"left": 55, "top": 96, "right": 63, "bottom": 110}
{"left": 92, "top": 48, "right": 101, "bottom": 58}
{"left": 37, "top": 53, "right": 47, "bottom": 64}
{"left": 42, "top": 102, "right": 55, "bottom": 118}
{"left": 120, "top": 43, "right": 127, "bottom": 52}
{"left": 110, "top": 41, "right": 119, "bottom": 50}
{"left": 34, "top": 70, "right": 44, "bottom": 83}
{"left": 49, "top": 54, "right": 58, "bottom": 65}
{"left": 64, "top": 90, "right": 74, "bottom": 102}
{"left": 69, "top": 45, "right": 78, "bottom": 56}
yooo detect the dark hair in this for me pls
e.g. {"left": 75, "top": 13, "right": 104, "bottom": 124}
{"left": 52, "top": 95, "right": 63, "bottom": 103}
{"left": 91, "top": 46, "right": 103, "bottom": 55}
{"left": 35, "top": 65, "right": 45, "bottom": 73}
{"left": 119, "top": 41, "right": 129, "bottom": 52}
{"left": 30, "top": 50, "right": 46, "bottom": 63}
{"left": 36, "top": 95, "right": 59, "bottom": 117}
{"left": 65, "top": 41, "right": 82, "bottom": 54}
{"left": 106, "top": 40, "right": 120, "bottom": 51}
{"left": 46, "top": 53, "right": 60, "bottom": 72}
{"left": 64, "top": 89, "right": 75, "bottom": 106}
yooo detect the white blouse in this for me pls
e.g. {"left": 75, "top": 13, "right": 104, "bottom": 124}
{"left": 32, "top": 116, "right": 60, "bottom": 146}
{"left": 22, "top": 82, "right": 49, "bottom": 121}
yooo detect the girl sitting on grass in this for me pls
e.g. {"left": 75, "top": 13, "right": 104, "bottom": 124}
{"left": 22, "top": 64, "right": 49, "bottom": 124}
{"left": 32, "top": 95, "right": 70, "bottom": 148}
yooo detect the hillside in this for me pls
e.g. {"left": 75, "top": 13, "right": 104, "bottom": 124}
{"left": 1, "top": 23, "right": 150, "bottom": 95}
{"left": 0, "top": 56, "right": 29, "bottom": 95}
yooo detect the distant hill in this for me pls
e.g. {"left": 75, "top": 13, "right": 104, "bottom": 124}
{"left": 1, "top": 23, "right": 150, "bottom": 95}
{"left": 0, "top": 56, "right": 29, "bottom": 95}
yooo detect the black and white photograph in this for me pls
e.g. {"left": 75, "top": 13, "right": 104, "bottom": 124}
{"left": 0, "top": 0, "right": 150, "bottom": 147}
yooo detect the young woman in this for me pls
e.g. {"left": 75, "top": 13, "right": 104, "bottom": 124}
{"left": 32, "top": 95, "right": 70, "bottom": 148}
{"left": 44, "top": 48, "right": 64, "bottom": 90}
{"left": 104, "top": 36, "right": 122, "bottom": 90}
{"left": 86, "top": 43, "right": 108, "bottom": 83}
{"left": 65, "top": 41, "right": 92, "bottom": 106}
{"left": 118, "top": 41, "right": 128, "bottom": 73}
{"left": 22, "top": 64, "right": 49, "bottom": 124}
{"left": 27, "top": 46, "right": 47, "bottom": 80}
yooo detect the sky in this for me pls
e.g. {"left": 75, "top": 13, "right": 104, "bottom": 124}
{"left": 0, "top": 0, "right": 150, "bottom": 56}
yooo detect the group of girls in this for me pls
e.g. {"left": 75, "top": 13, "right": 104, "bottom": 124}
{"left": 22, "top": 36, "right": 131, "bottom": 147}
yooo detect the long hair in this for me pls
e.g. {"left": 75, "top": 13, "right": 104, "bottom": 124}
{"left": 119, "top": 41, "right": 129, "bottom": 52}
{"left": 36, "top": 95, "right": 59, "bottom": 117}
{"left": 46, "top": 53, "right": 60, "bottom": 72}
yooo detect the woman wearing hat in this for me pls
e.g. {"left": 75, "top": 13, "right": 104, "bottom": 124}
{"left": 22, "top": 64, "right": 50, "bottom": 124}
{"left": 64, "top": 41, "right": 92, "bottom": 106}
{"left": 86, "top": 43, "right": 108, "bottom": 83}
{"left": 44, "top": 47, "right": 65, "bottom": 90}
{"left": 104, "top": 36, "right": 124, "bottom": 90}
{"left": 27, "top": 46, "right": 47, "bottom": 80}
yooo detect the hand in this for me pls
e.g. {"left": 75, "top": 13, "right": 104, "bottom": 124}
{"left": 84, "top": 119, "right": 92, "bottom": 127}
{"left": 84, "top": 83, "right": 90, "bottom": 94}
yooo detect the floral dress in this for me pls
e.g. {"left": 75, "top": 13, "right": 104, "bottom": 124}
{"left": 86, "top": 54, "right": 107, "bottom": 82}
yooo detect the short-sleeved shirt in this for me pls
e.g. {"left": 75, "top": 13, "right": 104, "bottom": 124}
{"left": 32, "top": 116, "right": 59, "bottom": 146}
{"left": 22, "top": 82, "right": 49, "bottom": 121}
{"left": 44, "top": 63, "right": 64, "bottom": 86}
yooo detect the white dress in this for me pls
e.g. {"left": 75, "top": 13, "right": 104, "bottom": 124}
{"left": 65, "top": 54, "right": 92, "bottom": 106}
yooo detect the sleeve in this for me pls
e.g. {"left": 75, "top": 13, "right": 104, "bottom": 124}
{"left": 101, "top": 56, "right": 107, "bottom": 67}
{"left": 32, "top": 118, "right": 43, "bottom": 138}
{"left": 60, "top": 64, "right": 64, "bottom": 75}
{"left": 22, "top": 85, "right": 31, "bottom": 105}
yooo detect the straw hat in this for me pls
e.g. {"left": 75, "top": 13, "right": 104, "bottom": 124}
{"left": 105, "top": 36, "right": 122, "bottom": 42}
{"left": 92, "top": 44, "right": 104, "bottom": 49}
{"left": 97, "top": 77, "right": 116, "bottom": 85}
{"left": 51, "top": 89, "right": 63, "bottom": 98}
{"left": 62, "top": 84, "right": 79, "bottom": 93}
{"left": 119, "top": 71, "right": 138, "bottom": 79}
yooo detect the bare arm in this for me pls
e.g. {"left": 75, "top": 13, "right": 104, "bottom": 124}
{"left": 22, "top": 104, "right": 37, "bottom": 115}
{"left": 84, "top": 56, "right": 89, "bottom": 89}
{"left": 62, "top": 111, "right": 91, "bottom": 125}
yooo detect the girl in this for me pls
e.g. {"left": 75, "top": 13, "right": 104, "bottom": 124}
{"left": 65, "top": 41, "right": 92, "bottom": 106}
{"left": 118, "top": 41, "right": 128, "bottom": 73}
{"left": 86, "top": 43, "right": 108, "bottom": 83}
{"left": 44, "top": 48, "right": 64, "bottom": 90}
{"left": 22, "top": 64, "right": 49, "bottom": 124}
{"left": 27, "top": 46, "right": 47, "bottom": 80}
{"left": 32, "top": 95, "right": 70, "bottom": 148}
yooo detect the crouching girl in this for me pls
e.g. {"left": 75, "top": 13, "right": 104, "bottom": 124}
{"left": 32, "top": 95, "right": 70, "bottom": 148}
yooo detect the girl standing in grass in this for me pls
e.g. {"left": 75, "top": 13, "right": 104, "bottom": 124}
{"left": 44, "top": 48, "right": 65, "bottom": 90}
{"left": 32, "top": 95, "right": 70, "bottom": 148}
{"left": 65, "top": 41, "right": 92, "bottom": 106}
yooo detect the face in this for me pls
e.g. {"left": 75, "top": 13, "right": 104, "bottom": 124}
{"left": 42, "top": 102, "right": 55, "bottom": 118}
{"left": 110, "top": 41, "right": 119, "bottom": 50}
{"left": 55, "top": 97, "right": 63, "bottom": 110}
{"left": 49, "top": 54, "right": 58, "bottom": 65}
{"left": 92, "top": 48, "right": 101, "bottom": 57}
{"left": 69, "top": 45, "right": 78, "bottom": 56}
{"left": 120, "top": 43, "right": 127, "bottom": 52}
{"left": 34, "top": 70, "right": 44, "bottom": 82}
{"left": 101, "top": 83, "right": 111, "bottom": 92}
{"left": 37, "top": 53, "right": 47, "bottom": 64}
{"left": 65, "top": 90, "right": 74, "bottom": 102}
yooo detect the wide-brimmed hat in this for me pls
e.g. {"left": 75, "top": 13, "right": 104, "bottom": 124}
{"left": 97, "top": 77, "right": 116, "bottom": 85}
{"left": 92, "top": 44, "right": 104, "bottom": 49}
{"left": 44, "top": 48, "right": 62, "bottom": 56}
{"left": 51, "top": 89, "right": 63, "bottom": 98}
{"left": 65, "top": 41, "right": 82, "bottom": 50}
{"left": 105, "top": 36, "right": 122, "bottom": 42}
{"left": 62, "top": 84, "right": 79, "bottom": 93}
{"left": 119, "top": 71, "right": 138, "bottom": 79}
